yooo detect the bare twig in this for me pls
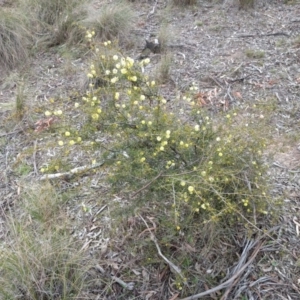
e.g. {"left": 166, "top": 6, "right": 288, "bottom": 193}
{"left": 237, "top": 32, "right": 289, "bottom": 38}
{"left": 248, "top": 64, "right": 263, "bottom": 74}
{"left": 0, "top": 130, "right": 21, "bottom": 138}
{"left": 130, "top": 171, "right": 163, "bottom": 198}
{"left": 111, "top": 275, "right": 135, "bottom": 290}
{"left": 179, "top": 240, "right": 263, "bottom": 300}
{"left": 208, "top": 76, "right": 223, "bottom": 88}
{"left": 170, "top": 146, "right": 187, "bottom": 165}
{"left": 272, "top": 162, "right": 300, "bottom": 173}
{"left": 33, "top": 140, "right": 38, "bottom": 176}
{"left": 220, "top": 274, "right": 242, "bottom": 300}
{"left": 95, "top": 205, "right": 108, "bottom": 216}
{"left": 139, "top": 214, "right": 185, "bottom": 281}
{"left": 292, "top": 217, "right": 300, "bottom": 236}
{"left": 225, "top": 84, "right": 235, "bottom": 103}
{"left": 147, "top": 0, "right": 158, "bottom": 19}
{"left": 94, "top": 264, "right": 135, "bottom": 290}
{"left": 227, "top": 75, "right": 250, "bottom": 83}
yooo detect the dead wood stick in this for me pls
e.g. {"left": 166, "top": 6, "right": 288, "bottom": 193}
{"left": 39, "top": 161, "right": 106, "bottom": 180}
{"left": 39, "top": 153, "right": 115, "bottom": 180}
{"left": 208, "top": 76, "right": 223, "bottom": 88}
{"left": 220, "top": 240, "right": 257, "bottom": 300}
{"left": 139, "top": 214, "right": 185, "bottom": 281}
{"left": 111, "top": 275, "right": 135, "bottom": 290}
{"left": 33, "top": 140, "right": 38, "bottom": 176}
{"left": 220, "top": 274, "right": 242, "bottom": 300}
{"left": 179, "top": 240, "right": 263, "bottom": 300}
{"left": 237, "top": 32, "right": 289, "bottom": 38}
{"left": 94, "top": 264, "right": 135, "bottom": 290}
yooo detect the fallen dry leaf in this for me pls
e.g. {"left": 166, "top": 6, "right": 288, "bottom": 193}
{"left": 194, "top": 92, "right": 208, "bottom": 106}
{"left": 234, "top": 91, "right": 242, "bottom": 99}
{"left": 34, "top": 117, "right": 57, "bottom": 133}
{"left": 267, "top": 79, "right": 278, "bottom": 86}
{"left": 183, "top": 242, "right": 196, "bottom": 253}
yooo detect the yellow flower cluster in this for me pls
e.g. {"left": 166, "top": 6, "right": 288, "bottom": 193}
{"left": 165, "top": 160, "right": 175, "bottom": 169}
{"left": 58, "top": 133, "right": 82, "bottom": 147}
{"left": 85, "top": 30, "right": 95, "bottom": 42}
{"left": 103, "top": 40, "right": 111, "bottom": 47}
{"left": 44, "top": 110, "right": 62, "bottom": 116}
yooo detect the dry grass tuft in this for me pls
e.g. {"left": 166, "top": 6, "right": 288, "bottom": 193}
{"left": 0, "top": 9, "right": 31, "bottom": 72}
{"left": 15, "top": 80, "right": 26, "bottom": 120}
{"left": 19, "top": 0, "right": 87, "bottom": 48}
{"left": 292, "top": 35, "right": 300, "bottom": 48}
{"left": 0, "top": 225, "right": 89, "bottom": 299}
{"left": 158, "top": 24, "right": 171, "bottom": 53}
{"left": 21, "top": 182, "right": 67, "bottom": 230}
{"left": 0, "top": 182, "right": 94, "bottom": 299}
{"left": 21, "top": 0, "right": 83, "bottom": 26}
{"left": 155, "top": 52, "right": 173, "bottom": 83}
{"left": 85, "top": 0, "right": 135, "bottom": 41}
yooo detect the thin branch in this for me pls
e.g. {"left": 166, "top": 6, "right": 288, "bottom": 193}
{"left": 225, "top": 84, "right": 235, "bottom": 103}
{"left": 236, "top": 32, "right": 289, "bottom": 38}
{"left": 220, "top": 239, "right": 257, "bottom": 300}
{"left": 130, "top": 171, "right": 163, "bottom": 199}
{"left": 94, "top": 264, "right": 134, "bottom": 290}
{"left": 111, "top": 275, "right": 135, "bottom": 290}
{"left": 0, "top": 130, "right": 21, "bottom": 138}
{"left": 139, "top": 214, "right": 185, "bottom": 281}
{"left": 95, "top": 205, "right": 107, "bottom": 216}
{"left": 179, "top": 240, "right": 263, "bottom": 300}
{"left": 147, "top": 0, "right": 158, "bottom": 19}
{"left": 33, "top": 140, "right": 38, "bottom": 176}
{"left": 272, "top": 162, "right": 300, "bottom": 173}
{"left": 170, "top": 146, "right": 188, "bottom": 166}
{"left": 208, "top": 76, "right": 223, "bottom": 88}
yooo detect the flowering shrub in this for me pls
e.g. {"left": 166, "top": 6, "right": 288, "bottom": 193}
{"left": 41, "top": 32, "right": 277, "bottom": 229}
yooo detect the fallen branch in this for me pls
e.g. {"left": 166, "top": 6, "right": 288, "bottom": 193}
{"left": 139, "top": 214, "right": 185, "bottom": 281}
{"left": 94, "top": 264, "right": 135, "bottom": 290}
{"left": 179, "top": 239, "right": 263, "bottom": 300}
{"left": 237, "top": 32, "right": 289, "bottom": 38}
{"left": 111, "top": 275, "right": 135, "bottom": 290}
{"left": 220, "top": 239, "right": 257, "bottom": 300}
{"left": 39, "top": 161, "right": 106, "bottom": 180}
{"left": 39, "top": 153, "right": 115, "bottom": 180}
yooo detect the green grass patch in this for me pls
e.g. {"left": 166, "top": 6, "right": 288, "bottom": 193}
{"left": 245, "top": 49, "right": 265, "bottom": 59}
